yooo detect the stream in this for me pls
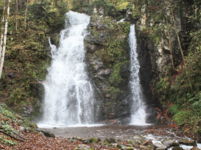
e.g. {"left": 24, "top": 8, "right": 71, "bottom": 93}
{"left": 39, "top": 125, "right": 201, "bottom": 150}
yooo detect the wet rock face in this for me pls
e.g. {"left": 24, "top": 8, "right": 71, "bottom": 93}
{"left": 137, "top": 31, "right": 155, "bottom": 102}
{"left": 85, "top": 15, "right": 130, "bottom": 122}
{"left": 136, "top": 0, "right": 184, "bottom": 77}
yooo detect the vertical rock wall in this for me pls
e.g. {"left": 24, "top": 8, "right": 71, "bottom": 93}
{"left": 85, "top": 15, "right": 131, "bottom": 122}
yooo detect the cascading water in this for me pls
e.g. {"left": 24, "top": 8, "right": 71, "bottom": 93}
{"left": 38, "top": 11, "right": 95, "bottom": 127}
{"left": 129, "top": 24, "right": 148, "bottom": 125}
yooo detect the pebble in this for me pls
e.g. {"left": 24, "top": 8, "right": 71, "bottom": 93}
{"left": 179, "top": 139, "right": 196, "bottom": 146}
{"left": 163, "top": 139, "right": 179, "bottom": 148}
{"left": 153, "top": 142, "right": 167, "bottom": 149}
{"left": 75, "top": 144, "right": 91, "bottom": 150}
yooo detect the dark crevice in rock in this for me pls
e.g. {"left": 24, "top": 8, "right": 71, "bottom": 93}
{"left": 136, "top": 30, "right": 158, "bottom": 123}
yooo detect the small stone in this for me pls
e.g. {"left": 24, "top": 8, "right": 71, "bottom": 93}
{"left": 86, "top": 44, "right": 96, "bottom": 52}
{"left": 155, "top": 148, "right": 166, "bottom": 150}
{"left": 125, "top": 147, "right": 135, "bottom": 150}
{"left": 179, "top": 139, "right": 196, "bottom": 146}
{"left": 140, "top": 145, "right": 151, "bottom": 150}
{"left": 153, "top": 142, "right": 167, "bottom": 149}
{"left": 37, "top": 129, "right": 55, "bottom": 138}
{"left": 75, "top": 144, "right": 91, "bottom": 150}
{"left": 105, "top": 138, "right": 116, "bottom": 143}
{"left": 97, "top": 69, "right": 111, "bottom": 76}
{"left": 172, "top": 146, "right": 184, "bottom": 150}
{"left": 111, "top": 143, "right": 118, "bottom": 147}
{"left": 105, "top": 94, "right": 111, "bottom": 98}
{"left": 117, "top": 144, "right": 134, "bottom": 150}
{"left": 191, "top": 146, "right": 200, "bottom": 150}
{"left": 19, "top": 126, "right": 25, "bottom": 131}
{"left": 162, "top": 140, "right": 179, "bottom": 148}
{"left": 143, "top": 140, "right": 152, "bottom": 146}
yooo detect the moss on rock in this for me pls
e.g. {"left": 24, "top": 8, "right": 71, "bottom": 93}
{"left": 86, "top": 15, "right": 130, "bottom": 120}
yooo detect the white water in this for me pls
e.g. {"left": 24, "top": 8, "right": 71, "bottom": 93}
{"left": 38, "top": 11, "right": 95, "bottom": 128}
{"left": 129, "top": 24, "right": 148, "bottom": 125}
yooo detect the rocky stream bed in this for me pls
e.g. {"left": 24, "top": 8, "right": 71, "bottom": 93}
{"left": 39, "top": 125, "right": 201, "bottom": 150}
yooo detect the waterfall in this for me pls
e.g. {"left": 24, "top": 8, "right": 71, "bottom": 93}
{"left": 129, "top": 24, "right": 148, "bottom": 125}
{"left": 38, "top": 11, "right": 95, "bottom": 127}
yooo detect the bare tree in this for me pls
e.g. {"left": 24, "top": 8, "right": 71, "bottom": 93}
{"left": 0, "top": 0, "right": 10, "bottom": 78}
{"left": 24, "top": 0, "right": 28, "bottom": 29}
{"left": 15, "top": 0, "right": 19, "bottom": 31}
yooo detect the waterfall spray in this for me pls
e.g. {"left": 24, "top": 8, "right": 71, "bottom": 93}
{"left": 129, "top": 24, "right": 148, "bottom": 125}
{"left": 38, "top": 11, "right": 95, "bottom": 128}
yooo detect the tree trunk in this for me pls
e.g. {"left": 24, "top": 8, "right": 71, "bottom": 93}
{"left": 15, "top": 0, "right": 19, "bottom": 31}
{"left": 0, "top": 0, "right": 6, "bottom": 60}
{"left": 0, "top": 0, "right": 10, "bottom": 78}
{"left": 24, "top": 0, "right": 28, "bottom": 30}
{"left": 54, "top": 0, "right": 58, "bottom": 6}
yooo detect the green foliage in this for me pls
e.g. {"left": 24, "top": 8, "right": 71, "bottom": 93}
{"left": 0, "top": 6, "right": 3, "bottom": 19}
{"left": 1, "top": 122, "right": 19, "bottom": 135}
{"left": 0, "top": 104, "right": 38, "bottom": 147}
{"left": 0, "top": 104, "right": 36, "bottom": 130}
{"left": 0, "top": 0, "right": 3, "bottom": 7}
{"left": 155, "top": 48, "right": 201, "bottom": 130}
{"left": 8, "top": 88, "right": 26, "bottom": 106}
{"left": 108, "top": 87, "right": 121, "bottom": 99}
{"left": 190, "top": 92, "right": 201, "bottom": 116}
{"left": 88, "top": 14, "right": 130, "bottom": 119}
{"left": 107, "top": 41, "right": 125, "bottom": 60}
{"left": 0, "top": 1, "right": 69, "bottom": 116}
{"left": 147, "top": 0, "right": 201, "bottom": 134}
{"left": 173, "top": 111, "right": 191, "bottom": 126}
{"left": 172, "top": 107, "right": 201, "bottom": 133}
{"left": 120, "top": 22, "right": 130, "bottom": 33}
{"left": 154, "top": 46, "right": 201, "bottom": 133}
{"left": 116, "top": 2, "right": 129, "bottom": 10}
{"left": 106, "top": 0, "right": 130, "bottom": 11}
{"left": 103, "top": 22, "right": 129, "bottom": 87}
{"left": 72, "top": 0, "right": 93, "bottom": 13}
{"left": 105, "top": 22, "right": 129, "bottom": 64}
{"left": 0, "top": 136, "right": 17, "bottom": 146}
{"left": 154, "top": 77, "right": 170, "bottom": 102}
{"left": 92, "top": 0, "right": 118, "bottom": 16}
{"left": 0, "top": 104, "right": 17, "bottom": 120}
{"left": 29, "top": 2, "right": 66, "bottom": 32}
{"left": 81, "top": 0, "right": 132, "bottom": 18}
{"left": 155, "top": 78, "right": 170, "bottom": 91}
{"left": 168, "top": 104, "right": 180, "bottom": 115}
{"left": 109, "top": 63, "right": 123, "bottom": 86}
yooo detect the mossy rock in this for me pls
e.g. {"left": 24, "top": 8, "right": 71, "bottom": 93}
{"left": 86, "top": 15, "right": 130, "bottom": 120}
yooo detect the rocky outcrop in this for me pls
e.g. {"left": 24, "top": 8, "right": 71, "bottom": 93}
{"left": 85, "top": 15, "right": 130, "bottom": 122}
{"left": 135, "top": 0, "right": 184, "bottom": 76}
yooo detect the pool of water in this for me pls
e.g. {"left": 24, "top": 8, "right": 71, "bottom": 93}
{"left": 39, "top": 125, "right": 201, "bottom": 150}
